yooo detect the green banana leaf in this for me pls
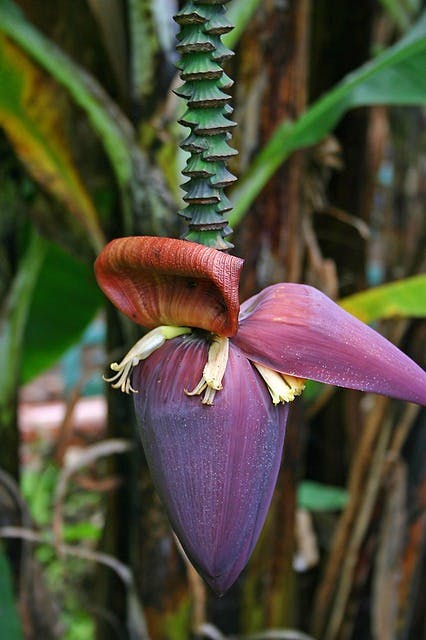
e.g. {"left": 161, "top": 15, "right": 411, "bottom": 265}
{"left": 230, "top": 10, "right": 426, "bottom": 225}
{"left": 340, "top": 274, "right": 426, "bottom": 323}
{"left": 0, "top": 34, "right": 104, "bottom": 252}
{"left": 22, "top": 242, "right": 102, "bottom": 382}
{"left": 0, "top": 231, "right": 46, "bottom": 424}
{"left": 0, "top": 0, "right": 171, "bottom": 234}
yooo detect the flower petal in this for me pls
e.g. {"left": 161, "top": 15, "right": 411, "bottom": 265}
{"left": 234, "top": 284, "right": 426, "bottom": 405}
{"left": 94, "top": 236, "right": 244, "bottom": 336}
{"left": 133, "top": 335, "right": 288, "bottom": 594}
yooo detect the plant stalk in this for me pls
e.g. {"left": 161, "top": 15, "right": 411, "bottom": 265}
{"left": 174, "top": 0, "right": 237, "bottom": 250}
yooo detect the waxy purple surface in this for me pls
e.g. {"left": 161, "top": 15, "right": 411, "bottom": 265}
{"left": 234, "top": 284, "right": 426, "bottom": 405}
{"left": 133, "top": 335, "right": 289, "bottom": 594}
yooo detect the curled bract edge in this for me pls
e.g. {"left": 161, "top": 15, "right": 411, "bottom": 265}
{"left": 94, "top": 236, "right": 244, "bottom": 337}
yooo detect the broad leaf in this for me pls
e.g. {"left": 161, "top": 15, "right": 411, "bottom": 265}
{"left": 339, "top": 274, "right": 426, "bottom": 323}
{"left": 0, "top": 231, "right": 46, "bottom": 424}
{"left": 0, "top": 0, "right": 172, "bottom": 234}
{"left": 230, "top": 11, "right": 426, "bottom": 225}
{"left": 0, "top": 34, "right": 104, "bottom": 251}
{"left": 22, "top": 242, "right": 102, "bottom": 382}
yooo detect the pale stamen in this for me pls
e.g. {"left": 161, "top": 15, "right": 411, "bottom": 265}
{"left": 104, "top": 326, "right": 191, "bottom": 394}
{"left": 185, "top": 336, "right": 229, "bottom": 405}
{"left": 254, "top": 363, "right": 305, "bottom": 404}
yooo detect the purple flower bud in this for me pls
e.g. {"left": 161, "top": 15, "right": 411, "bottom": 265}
{"left": 95, "top": 236, "right": 426, "bottom": 594}
{"left": 133, "top": 335, "right": 289, "bottom": 594}
{"left": 235, "top": 284, "right": 426, "bottom": 405}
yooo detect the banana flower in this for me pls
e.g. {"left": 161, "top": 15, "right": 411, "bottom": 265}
{"left": 95, "top": 236, "right": 426, "bottom": 594}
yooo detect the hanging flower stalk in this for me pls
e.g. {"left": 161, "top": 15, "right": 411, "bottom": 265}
{"left": 175, "top": 0, "right": 237, "bottom": 250}
{"left": 94, "top": 2, "right": 426, "bottom": 596}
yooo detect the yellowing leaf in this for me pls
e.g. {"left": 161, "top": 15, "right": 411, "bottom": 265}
{"left": 340, "top": 274, "right": 426, "bottom": 323}
{"left": 0, "top": 35, "right": 104, "bottom": 251}
{"left": 0, "top": 0, "right": 174, "bottom": 237}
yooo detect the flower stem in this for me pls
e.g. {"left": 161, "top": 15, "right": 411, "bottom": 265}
{"left": 174, "top": 0, "right": 237, "bottom": 250}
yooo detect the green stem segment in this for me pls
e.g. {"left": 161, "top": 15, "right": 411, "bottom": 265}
{"left": 174, "top": 0, "right": 237, "bottom": 250}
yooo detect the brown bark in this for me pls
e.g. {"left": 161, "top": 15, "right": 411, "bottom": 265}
{"left": 234, "top": 0, "right": 310, "bottom": 298}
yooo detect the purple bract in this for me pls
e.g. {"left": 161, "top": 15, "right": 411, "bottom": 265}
{"left": 95, "top": 236, "right": 426, "bottom": 593}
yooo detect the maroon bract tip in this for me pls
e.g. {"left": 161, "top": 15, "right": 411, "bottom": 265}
{"left": 235, "top": 283, "right": 426, "bottom": 405}
{"left": 94, "top": 236, "right": 244, "bottom": 337}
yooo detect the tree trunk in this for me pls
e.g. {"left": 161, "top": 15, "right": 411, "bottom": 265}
{"left": 234, "top": 0, "right": 310, "bottom": 296}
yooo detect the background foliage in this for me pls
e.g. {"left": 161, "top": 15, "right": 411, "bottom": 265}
{"left": 0, "top": 1, "right": 425, "bottom": 639}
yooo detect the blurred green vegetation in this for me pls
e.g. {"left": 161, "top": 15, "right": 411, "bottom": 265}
{"left": 0, "top": 0, "right": 424, "bottom": 638}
